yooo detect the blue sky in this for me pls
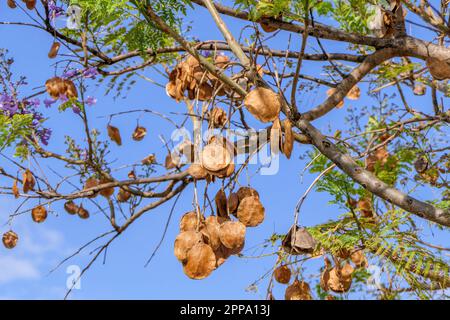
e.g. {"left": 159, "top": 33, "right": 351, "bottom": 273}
{"left": 0, "top": 1, "right": 447, "bottom": 300}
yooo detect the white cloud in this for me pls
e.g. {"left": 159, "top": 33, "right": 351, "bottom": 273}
{"left": 0, "top": 256, "right": 40, "bottom": 284}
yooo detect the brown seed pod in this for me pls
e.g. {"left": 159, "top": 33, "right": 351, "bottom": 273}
{"left": 48, "top": 42, "right": 61, "bottom": 59}
{"left": 179, "top": 211, "right": 204, "bottom": 232}
{"left": 260, "top": 21, "right": 278, "bottom": 33}
{"left": 77, "top": 205, "right": 90, "bottom": 219}
{"left": 414, "top": 156, "right": 429, "bottom": 174}
{"left": 285, "top": 279, "right": 313, "bottom": 300}
{"left": 132, "top": 126, "right": 147, "bottom": 141}
{"left": 12, "top": 179, "right": 19, "bottom": 199}
{"left": 282, "top": 119, "right": 294, "bottom": 159}
{"left": 208, "top": 107, "right": 228, "bottom": 128}
{"left": 219, "top": 221, "right": 246, "bottom": 250}
{"left": 117, "top": 188, "right": 131, "bottom": 202}
{"left": 128, "top": 170, "right": 137, "bottom": 179}
{"left": 174, "top": 231, "right": 204, "bottom": 262}
{"left": 25, "top": 0, "right": 36, "bottom": 10}
{"left": 236, "top": 187, "right": 259, "bottom": 202}
{"left": 214, "top": 244, "right": 232, "bottom": 267}
{"left": 357, "top": 197, "right": 374, "bottom": 218}
{"left": 64, "top": 200, "right": 78, "bottom": 215}
{"left": 236, "top": 196, "right": 265, "bottom": 227}
{"left": 83, "top": 177, "right": 99, "bottom": 198}
{"left": 350, "top": 250, "right": 368, "bottom": 268}
{"left": 335, "top": 248, "right": 351, "bottom": 260}
{"left": 2, "top": 230, "right": 18, "bottom": 249}
{"left": 31, "top": 205, "right": 47, "bottom": 223}
{"left": 328, "top": 263, "right": 354, "bottom": 293}
{"left": 98, "top": 178, "right": 114, "bottom": 198}
{"left": 201, "top": 142, "right": 232, "bottom": 173}
{"left": 7, "top": 0, "right": 17, "bottom": 9}
{"left": 214, "top": 55, "right": 230, "bottom": 69}
{"left": 201, "top": 216, "right": 222, "bottom": 251}
{"left": 63, "top": 79, "right": 78, "bottom": 99}
{"left": 195, "top": 82, "right": 213, "bottom": 101}
{"left": 274, "top": 265, "right": 292, "bottom": 284}
{"left": 346, "top": 85, "right": 361, "bottom": 100}
{"left": 215, "top": 189, "right": 228, "bottom": 218}
{"left": 165, "top": 153, "right": 180, "bottom": 170}
{"left": 183, "top": 242, "right": 217, "bottom": 280}
{"left": 178, "top": 141, "right": 195, "bottom": 163}
{"left": 107, "top": 125, "right": 122, "bottom": 146}
{"left": 270, "top": 118, "right": 282, "bottom": 156}
{"left": 426, "top": 57, "right": 450, "bottom": 80}
{"left": 227, "top": 192, "right": 239, "bottom": 215}
{"left": 141, "top": 154, "right": 156, "bottom": 165}
{"left": 282, "top": 225, "right": 317, "bottom": 255}
{"left": 187, "top": 164, "right": 208, "bottom": 180}
{"left": 45, "top": 77, "right": 66, "bottom": 99}
{"left": 244, "top": 87, "right": 281, "bottom": 123}
{"left": 326, "top": 88, "right": 345, "bottom": 109}
{"left": 22, "top": 169, "right": 35, "bottom": 194}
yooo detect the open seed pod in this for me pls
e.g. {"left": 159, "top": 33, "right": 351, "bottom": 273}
{"left": 346, "top": 85, "right": 361, "bottom": 100}
{"left": 64, "top": 201, "right": 78, "bottom": 215}
{"left": 274, "top": 265, "right": 292, "bottom": 284}
{"left": 281, "top": 119, "right": 294, "bottom": 159}
{"left": 326, "top": 88, "right": 344, "bottom": 108}
{"left": 285, "top": 279, "right": 313, "bottom": 300}
{"left": 227, "top": 192, "right": 239, "bottom": 215}
{"left": 7, "top": 0, "right": 17, "bottom": 9}
{"left": 215, "top": 189, "right": 228, "bottom": 218}
{"left": 350, "top": 249, "right": 368, "bottom": 268}
{"left": 180, "top": 211, "right": 204, "bottom": 232}
{"left": 236, "top": 187, "right": 259, "bottom": 202}
{"left": 236, "top": 196, "right": 265, "bottom": 227}
{"left": 99, "top": 178, "right": 115, "bottom": 198}
{"left": 48, "top": 42, "right": 60, "bottom": 59}
{"left": 183, "top": 242, "right": 217, "bottom": 280}
{"left": 426, "top": 57, "right": 450, "bottom": 80}
{"left": 107, "top": 125, "right": 122, "bottom": 146}
{"left": 208, "top": 107, "right": 228, "bottom": 128}
{"left": 31, "top": 205, "right": 47, "bottom": 223}
{"left": 132, "top": 126, "right": 147, "bottom": 141}
{"left": 83, "top": 177, "right": 99, "bottom": 198}
{"left": 282, "top": 225, "right": 317, "bottom": 255}
{"left": 77, "top": 205, "right": 90, "bottom": 219}
{"left": 200, "top": 216, "right": 222, "bottom": 251}
{"left": 117, "top": 188, "right": 131, "bottom": 202}
{"left": 2, "top": 231, "right": 18, "bottom": 249}
{"left": 12, "top": 180, "right": 19, "bottom": 199}
{"left": 174, "top": 230, "right": 204, "bottom": 262}
{"left": 328, "top": 263, "right": 354, "bottom": 293}
{"left": 244, "top": 87, "right": 281, "bottom": 123}
{"left": 187, "top": 164, "right": 208, "bottom": 180}
{"left": 22, "top": 169, "right": 35, "bottom": 194}
{"left": 214, "top": 241, "right": 244, "bottom": 268}
{"left": 219, "top": 221, "right": 246, "bottom": 250}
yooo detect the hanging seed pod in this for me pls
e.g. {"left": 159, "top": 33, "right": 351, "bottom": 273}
{"left": 12, "top": 179, "right": 19, "bottom": 199}
{"left": 326, "top": 88, "right": 344, "bottom": 108}
{"left": 219, "top": 221, "right": 246, "bottom": 250}
{"left": 2, "top": 231, "right": 18, "bottom": 249}
{"left": 83, "top": 177, "right": 99, "bottom": 198}
{"left": 236, "top": 196, "right": 265, "bottom": 227}
{"left": 214, "top": 244, "right": 232, "bottom": 267}
{"left": 128, "top": 170, "right": 137, "bottom": 180}
{"left": 350, "top": 250, "right": 368, "bottom": 268}
{"left": 357, "top": 197, "right": 374, "bottom": 218}
{"left": 64, "top": 200, "right": 78, "bottom": 215}
{"left": 22, "top": 169, "right": 35, "bottom": 194}
{"left": 426, "top": 57, "right": 450, "bottom": 80}
{"left": 180, "top": 211, "right": 204, "bottom": 232}
{"left": 282, "top": 119, "right": 293, "bottom": 159}
{"left": 285, "top": 279, "right": 313, "bottom": 300}
{"left": 99, "top": 178, "right": 114, "bottom": 198}
{"left": 48, "top": 42, "right": 61, "bottom": 59}
{"left": 31, "top": 205, "right": 47, "bottom": 223}
{"left": 215, "top": 189, "right": 228, "bottom": 218}
{"left": 414, "top": 156, "right": 429, "bottom": 174}
{"left": 187, "top": 164, "right": 208, "bottom": 180}
{"left": 413, "top": 83, "right": 426, "bottom": 96}
{"left": 77, "top": 204, "right": 90, "bottom": 219}
{"left": 260, "top": 21, "right": 278, "bottom": 33}
{"left": 328, "top": 263, "right": 354, "bottom": 293}
{"left": 132, "top": 126, "right": 147, "bottom": 141}
{"left": 107, "top": 125, "right": 122, "bottom": 146}
{"left": 346, "top": 85, "right": 361, "bottom": 100}
{"left": 195, "top": 83, "right": 213, "bottom": 101}
{"left": 7, "top": 0, "right": 17, "bottom": 9}
{"left": 165, "top": 153, "right": 180, "bottom": 170}
{"left": 117, "top": 188, "right": 131, "bottom": 202}
{"left": 174, "top": 231, "right": 204, "bottom": 262}
{"left": 200, "top": 216, "right": 222, "bottom": 251}
{"left": 227, "top": 192, "right": 239, "bottom": 215}
{"left": 178, "top": 141, "right": 195, "bottom": 163}
{"left": 201, "top": 141, "right": 232, "bottom": 173}
{"left": 183, "top": 242, "right": 217, "bottom": 280}
{"left": 282, "top": 225, "right": 317, "bottom": 255}
{"left": 24, "top": 0, "right": 36, "bottom": 10}
{"left": 45, "top": 77, "right": 66, "bottom": 99}
{"left": 274, "top": 265, "right": 292, "bottom": 284}
{"left": 270, "top": 118, "right": 282, "bottom": 156}
{"left": 208, "top": 107, "right": 228, "bottom": 128}
{"left": 141, "top": 154, "right": 156, "bottom": 165}
{"left": 236, "top": 187, "right": 259, "bottom": 202}
{"left": 336, "top": 248, "right": 351, "bottom": 260}
{"left": 63, "top": 79, "right": 78, "bottom": 99}
{"left": 244, "top": 87, "right": 281, "bottom": 123}
{"left": 326, "top": 295, "right": 335, "bottom": 300}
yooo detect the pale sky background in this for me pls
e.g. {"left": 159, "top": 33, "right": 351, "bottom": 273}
{"left": 0, "top": 1, "right": 447, "bottom": 300}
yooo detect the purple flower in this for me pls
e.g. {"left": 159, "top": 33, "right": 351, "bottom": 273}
{"left": 82, "top": 67, "right": 98, "bottom": 79}
{"left": 37, "top": 128, "right": 52, "bottom": 146}
{"left": 85, "top": 96, "right": 97, "bottom": 106}
{"left": 62, "top": 69, "right": 78, "bottom": 79}
{"left": 59, "top": 94, "right": 68, "bottom": 103}
{"left": 44, "top": 98, "right": 57, "bottom": 108}
{"left": 72, "top": 106, "right": 81, "bottom": 114}
{"left": 29, "top": 98, "right": 40, "bottom": 107}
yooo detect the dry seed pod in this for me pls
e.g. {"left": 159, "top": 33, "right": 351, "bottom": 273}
{"left": 201, "top": 142, "right": 232, "bottom": 173}
{"left": 208, "top": 107, "right": 228, "bottom": 128}
{"left": 12, "top": 179, "right": 19, "bottom": 199}
{"left": 426, "top": 57, "right": 450, "bottom": 80}
{"left": 77, "top": 205, "right": 90, "bottom": 219}
{"left": 45, "top": 77, "right": 66, "bottom": 99}
{"left": 174, "top": 231, "right": 204, "bottom": 262}
{"left": 219, "top": 221, "right": 246, "bottom": 250}
{"left": 328, "top": 263, "right": 354, "bottom": 293}
{"left": 282, "top": 225, "right": 317, "bottom": 255}
{"left": 24, "top": 0, "right": 36, "bottom": 10}
{"left": 285, "top": 279, "right": 313, "bottom": 300}
{"left": 335, "top": 248, "right": 351, "bottom": 260}
{"left": 7, "top": 0, "right": 17, "bottom": 9}
{"left": 214, "top": 244, "right": 232, "bottom": 267}
{"left": 63, "top": 79, "right": 78, "bottom": 98}
{"left": 236, "top": 187, "right": 259, "bottom": 202}
{"left": 180, "top": 211, "right": 204, "bottom": 232}
{"left": 132, "top": 126, "right": 147, "bottom": 141}
{"left": 183, "top": 242, "right": 217, "bottom": 280}
{"left": 31, "top": 205, "right": 47, "bottom": 223}
{"left": 22, "top": 169, "right": 35, "bottom": 194}
{"left": 215, "top": 189, "right": 228, "bottom": 218}
{"left": 187, "top": 164, "right": 208, "bottom": 180}
{"left": 346, "top": 85, "right": 361, "bottom": 100}
{"left": 350, "top": 250, "right": 368, "bottom": 268}
{"left": 2, "top": 231, "right": 18, "bottom": 249}
{"left": 270, "top": 118, "right": 282, "bottom": 156}
{"left": 165, "top": 81, "right": 178, "bottom": 100}
{"left": 64, "top": 200, "right": 78, "bottom": 215}
{"left": 195, "top": 83, "right": 213, "bottom": 101}
{"left": 227, "top": 192, "right": 239, "bottom": 215}
{"left": 201, "top": 216, "right": 222, "bottom": 251}
{"left": 413, "top": 83, "right": 426, "bottom": 96}
{"left": 244, "top": 87, "right": 281, "bottom": 123}
{"left": 83, "top": 177, "right": 99, "bottom": 198}
{"left": 128, "top": 170, "right": 137, "bottom": 179}
{"left": 357, "top": 197, "right": 374, "bottom": 218}
{"left": 282, "top": 119, "right": 293, "bottom": 159}
{"left": 165, "top": 153, "right": 180, "bottom": 170}
{"left": 48, "top": 42, "right": 61, "bottom": 59}
{"left": 236, "top": 196, "right": 265, "bottom": 227}
{"left": 326, "top": 88, "right": 344, "bottom": 108}
{"left": 260, "top": 22, "right": 278, "bottom": 33}
{"left": 178, "top": 141, "right": 195, "bottom": 163}
{"left": 117, "top": 188, "right": 131, "bottom": 202}
{"left": 141, "top": 154, "right": 156, "bottom": 165}
{"left": 107, "top": 125, "right": 122, "bottom": 146}
{"left": 214, "top": 55, "right": 230, "bottom": 69}
{"left": 274, "top": 265, "right": 291, "bottom": 284}
{"left": 414, "top": 156, "right": 429, "bottom": 174}
{"left": 99, "top": 178, "right": 114, "bottom": 198}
